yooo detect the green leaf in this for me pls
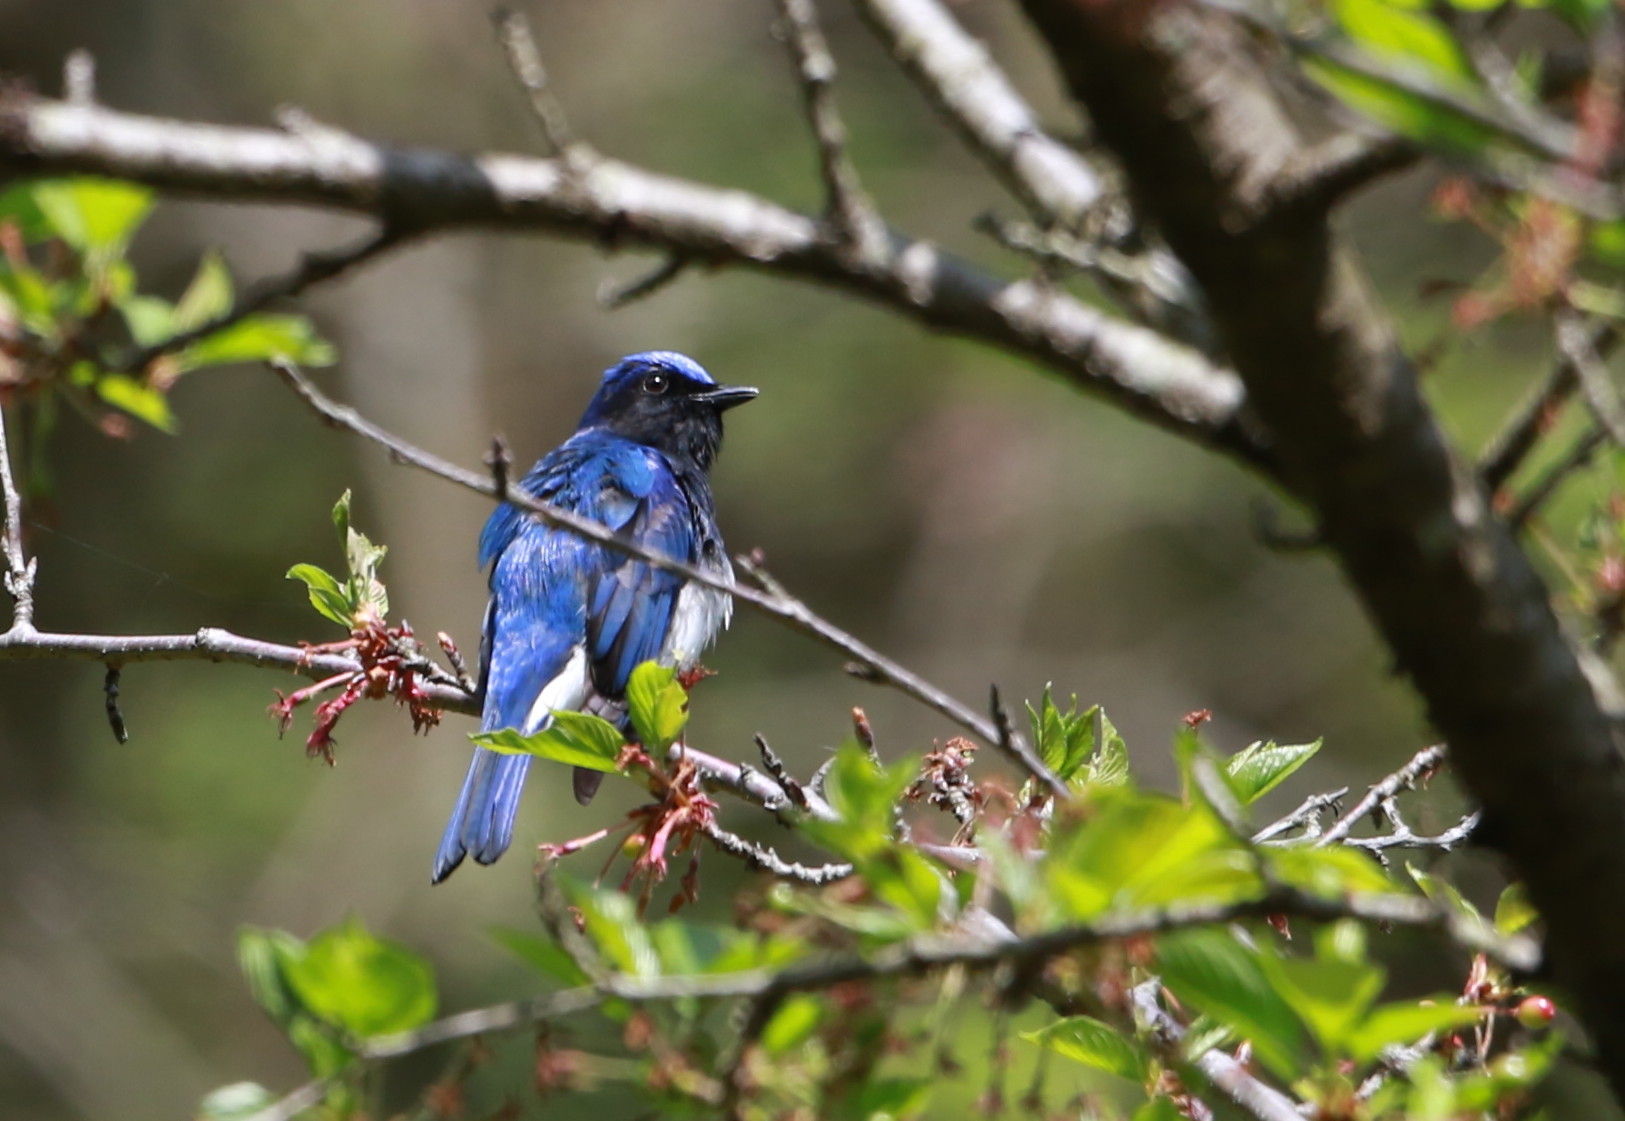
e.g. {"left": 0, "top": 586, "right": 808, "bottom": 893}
{"left": 95, "top": 373, "right": 177, "bottom": 432}
{"left": 761, "top": 993, "right": 825, "bottom": 1054}
{"left": 626, "top": 660, "right": 689, "bottom": 751}
{"left": 282, "top": 916, "right": 437, "bottom": 1038}
{"left": 0, "top": 261, "right": 60, "bottom": 337}
{"left": 180, "top": 313, "right": 335, "bottom": 370}
{"left": 568, "top": 881, "right": 659, "bottom": 978}
{"left": 1346, "top": 1000, "right": 1483, "bottom": 1063}
{"left": 1224, "top": 739, "right": 1321, "bottom": 804}
{"left": 848, "top": 1078, "right": 930, "bottom": 1121}
{"left": 474, "top": 711, "right": 627, "bottom": 773}
{"left": 810, "top": 744, "right": 917, "bottom": 861}
{"left": 31, "top": 178, "right": 152, "bottom": 254}
{"left": 489, "top": 927, "right": 590, "bottom": 986}
{"left": 172, "top": 250, "right": 234, "bottom": 333}
{"left": 237, "top": 926, "right": 310, "bottom": 1030}
{"left": 1408, "top": 862, "right": 1483, "bottom": 924}
{"left": 1269, "top": 845, "right": 1397, "bottom": 897}
{"left": 1332, "top": 0, "right": 1473, "bottom": 78}
{"left": 120, "top": 294, "right": 175, "bottom": 347}
{"left": 1306, "top": 59, "right": 1500, "bottom": 153}
{"left": 198, "top": 1083, "right": 278, "bottom": 1121}
{"left": 1256, "top": 952, "right": 1385, "bottom": 1055}
{"left": 1087, "top": 707, "right": 1131, "bottom": 788}
{"left": 1494, "top": 882, "right": 1538, "bottom": 935}
{"left": 865, "top": 846, "right": 943, "bottom": 928}
{"left": 286, "top": 563, "right": 354, "bottom": 628}
{"left": 1156, "top": 928, "right": 1311, "bottom": 1081}
{"left": 1023, "top": 1016, "right": 1148, "bottom": 1081}
{"left": 0, "top": 181, "right": 54, "bottom": 240}
{"left": 328, "top": 490, "right": 388, "bottom": 620}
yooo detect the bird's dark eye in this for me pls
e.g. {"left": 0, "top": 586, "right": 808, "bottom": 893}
{"left": 642, "top": 373, "right": 670, "bottom": 395}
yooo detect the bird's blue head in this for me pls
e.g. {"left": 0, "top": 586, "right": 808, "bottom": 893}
{"left": 578, "top": 351, "right": 757, "bottom": 471}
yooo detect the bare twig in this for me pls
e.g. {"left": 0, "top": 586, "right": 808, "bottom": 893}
{"left": 63, "top": 50, "right": 96, "bottom": 107}
{"left": 1269, "top": 132, "right": 1420, "bottom": 211}
{"left": 1251, "top": 787, "right": 1348, "bottom": 843}
{"left": 103, "top": 665, "right": 128, "bottom": 743}
{"left": 492, "top": 7, "right": 588, "bottom": 163}
{"left": 597, "top": 254, "right": 691, "bottom": 309}
{"left": 776, "top": 0, "right": 886, "bottom": 259}
{"left": 1480, "top": 323, "right": 1616, "bottom": 491}
{"left": 272, "top": 360, "right": 1066, "bottom": 794}
{"left": 0, "top": 623, "right": 477, "bottom": 709}
{"left": 1559, "top": 311, "right": 1625, "bottom": 447}
{"left": 0, "top": 403, "right": 37, "bottom": 630}
{"left": 701, "top": 820, "right": 853, "bottom": 884}
{"left": 119, "top": 223, "right": 407, "bottom": 374}
{"left": 1317, "top": 744, "right": 1450, "bottom": 847}
{"left": 854, "top": 0, "right": 1104, "bottom": 224}
{"left": 1506, "top": 422, "right": 1609, "bottom": 530}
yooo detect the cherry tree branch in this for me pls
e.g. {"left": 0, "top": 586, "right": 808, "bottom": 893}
{"left": 0, "top": 91, "right": 1261, "bottom": 470}
{"left": 360, "top": 883, "right": 1538, "bottom": 1063}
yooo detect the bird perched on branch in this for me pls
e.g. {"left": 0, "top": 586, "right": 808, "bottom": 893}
{"left": 433, "top": 351, "right": 757, "bottom": 883}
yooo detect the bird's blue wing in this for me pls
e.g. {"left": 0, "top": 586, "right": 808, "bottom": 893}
{"left": 433, "top": 438, "right": 691, "bottom": 881}
{"left": 584, "top": 449, "right": 696, "bottom": 698}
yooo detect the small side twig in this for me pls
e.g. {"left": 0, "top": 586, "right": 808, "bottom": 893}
{"left": 0, "top": 402, "right": 38, "bottom": 631}
{"left": 1506, "top": 422, "right": 1609, "bottom": 530}
{"left": 1251, "top": 787, "right": 1348, "bottom": 844}
{"left": 1558, "top": 311, "right": 1625, "bottom": 447}
{"left": 701, "top": 819, "right": 853, "bottom": 884}
{"left": 103, "top": 665, "right": 128, "bottom": 743}
{"left": 1479, "top": 323, "right": 1616, "bottom": 490}
{"left": 119, "top": 224, "right": 406, "bottom": 375}
{"left": 1318, "top": 744, "right": 1449, "bottom": 847}
{"left": 597, "top": 254, "right": 691, "bottom": 310}
{"left": 775, "top": 0, "right": 887, "bottom": 261}
{"left": 492, "top": 6, "right": 589, "bottom": 164}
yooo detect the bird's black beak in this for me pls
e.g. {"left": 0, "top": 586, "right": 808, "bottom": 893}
{"left": 695, "top": 384, "right": 759, "bottom": 411}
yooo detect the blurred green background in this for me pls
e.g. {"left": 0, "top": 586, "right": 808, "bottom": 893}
{"left": 0, "top": 0, "right": 1593, "bottom": 1117}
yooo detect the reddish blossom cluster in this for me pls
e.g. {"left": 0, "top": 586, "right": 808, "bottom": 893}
{"left": 269, "top": 617, "right": 443, "bottom": 763}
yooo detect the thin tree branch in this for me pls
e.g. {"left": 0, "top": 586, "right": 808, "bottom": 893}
{"left": 0, "top": 402, "right": 35, "bottom": 630}
{"left": 0, "top": 622, "right": 477, "bottom": 710}
{"left": 775, "top": 0, "right": 887, "bottom": 259}
{"left": 361, "top": 883, "right": 1538, "bottom": 1062}
{"left": 492, "top": 7, "right": 588, "bottom": 162}
{"left": 1506, "top": 422, "right": 1608, "bottom": 530}
{"left": 0, "top": 93, "right": 1260, "bottom": 467}
{"left": 597, "top": 253, "right": 691, "bottom": 309}
{"left": 1559, "top": 311, "right": 1625, "bottom": 447}
{"left": 1318, "top": 744, "right": 1448, "bottom": 846}
{"left": 853, "top": 0, "right": 1206, "bottom": 339}
{"left": 271, "top": 360, "right": 1067, "bottom": 795}
{"left": 118, "top": 223, "right": 408, "bottom": 374}
{"left": 1269, "top": 132, "right": 1421, "bottom": 212}
{"left": 700, "top": 819, "right": 853, "bottom": 884}
{"left": 1480, "top": 323, "right": 1616, "bottom": 491}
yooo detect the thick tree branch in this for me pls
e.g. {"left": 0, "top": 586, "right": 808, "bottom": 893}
{"left": 1018, "top": 0, "right": 1625, "bottom": 1099}
{"left": 854, "top": 0, "right": 1207, "bottom": 343}
{"left": 0, "top": 92, "right": 1261, "bottom": 468}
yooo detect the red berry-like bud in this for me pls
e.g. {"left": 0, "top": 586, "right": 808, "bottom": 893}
{"left": 1515, "top": 995, "right": 1557, "bottom": 1028}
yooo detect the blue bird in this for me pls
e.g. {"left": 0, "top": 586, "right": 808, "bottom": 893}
{"left": 433, "top": 351, "right": 757, "bottom": 883}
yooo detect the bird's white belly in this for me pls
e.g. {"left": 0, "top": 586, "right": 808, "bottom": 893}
{"left": 663, "top": 568, "right": 734, "bottom": 668}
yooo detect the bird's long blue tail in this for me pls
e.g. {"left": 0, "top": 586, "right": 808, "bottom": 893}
{"left": 432, "top": 748, "right": 532, "bottom": 883}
